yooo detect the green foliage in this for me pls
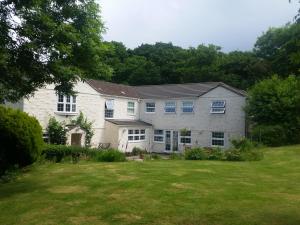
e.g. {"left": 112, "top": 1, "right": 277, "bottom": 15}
{"left": 0, "top": 106, "right": 43, "bottom": 174}
{"left": 185, "top": 148, "right": 208, "bottom": 160}
{"left": 47, "top": 117, "right": 67, "bottom": 145}
{"left": 246, "top": 75, "right": 300, "bottom": 146}
{"left": 131, "top": 147, "right": 147, "bottom": 156}
{"left": 204, "top": 147, "right": 225, "bottom": 160}
{"left": 42, "top": 144, "right": 126, "bottom": 163}
{"left": 93, "top": 150, "right": 126, "bottom": 162}
{"left": 71, "top": 112, "right": 94, "bottom": 147}
{"left": 254, "top": 23, "right": 300, "bottom": 77}
{"left": 0, "top": 0, "right": 111, "bottom": 102}
{"left": 225, "top": 138, "right": 264, "bottom": 161}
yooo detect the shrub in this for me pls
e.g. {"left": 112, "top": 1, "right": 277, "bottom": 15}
{"left": 185, "top": 148, "right": 207, "bottom": 160}
{"left": 42, "top": 144, "right": 126, "bottom": 162}
{"left": 204, "top": 147, "right": 225, "bottom": 160}
{"left": 132, "top": 147, "right": 147, "bottom": 156}
{"left": 225, "top": 138, "right": 264, "bottom": 161}
{"left": 47, "top": 117, "right": 67, "bottom": 145}
{"left": 0, "top": 106, "right": 43, "bottom": 175}
{"left": 42, "top": 144, "right": 92, "bottom": 162}
{"left": 251, "top": 125, "right": 288, "bottom": 147}
{"left": 93, "top": 150, "right": 126, "bottom": 162}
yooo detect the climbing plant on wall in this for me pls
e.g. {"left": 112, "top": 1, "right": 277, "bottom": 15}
{"left": 71, "top": 112, "right": 94, "bottom": 147}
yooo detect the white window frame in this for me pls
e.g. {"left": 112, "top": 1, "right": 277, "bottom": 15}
{"left": 145, "top": 102, "right": 156, "bottom": 113}
{"left": 127, "top": 101, "right": 135, "bottom": 114}
{"left": 154, "top": 129, "right": 164, "bottom": 143}
{"left": 128, "top": 129, "right": 146, "bottom": 142}
{"left": 211, "top": 100, "right": 226, "bottom": 114}
{"left": 164, "top": 101, "right": 176, "bottom": 113}
{"left": 105, "top": 99, "right": 114, "bottom": 118}
{"left": 211, "top": 132, "right": 225, "bottom": 147}
{"left": 179, "top": 130, "right": 192, "bottom": 145}
{"left": 182, "top": 101, "right": 194, "bottom": 113}
{"left": 56, "top": 94, "right": 77, "bottom": 114}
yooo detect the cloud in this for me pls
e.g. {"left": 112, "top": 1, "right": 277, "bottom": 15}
{"left": 98, "top": 0, "right": 299, "bottom": 52}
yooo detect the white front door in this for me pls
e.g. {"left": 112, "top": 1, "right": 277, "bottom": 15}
{"left": 165, "top": 130, "right": 179, "bottom": 152}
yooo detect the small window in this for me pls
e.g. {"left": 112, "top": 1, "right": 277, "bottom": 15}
{"left": 128, "top": 129, "right": 146, "bottom": 142}
{"left": 165, "top": 101, "right": 176, "bottom": 113}
{"left": 146, "top": 102, "right": 155, "bottom": 113}
{"left": 127, "top": 101, "right": 135, "bottom": 114}
{"left": 180, "top": 130, "right": 191, "bottom": 144}
{"left": 211, "top": 100, "right": 226, "bottom": 114}
{"left": 105, "top": 99, "right": 114, "bottom": 118}
{"left": 212, "top": 132, "right": 225, "bottom": 147}
{"left": 57, "top": 95, "right": 76, "bottom": 113}
{"left": 182, "top": 101, "right": 194, "bottom": 113}
{"left": 154, "top": 129, "right": 164, "bottom": 142}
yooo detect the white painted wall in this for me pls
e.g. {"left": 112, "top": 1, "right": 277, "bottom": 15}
{"left": 139, "top": 86, "right": 246, "bottom": 152}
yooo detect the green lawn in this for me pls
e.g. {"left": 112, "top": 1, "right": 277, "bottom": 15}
{"left": 0, "top": 146, "right": 300, "bottom": 225}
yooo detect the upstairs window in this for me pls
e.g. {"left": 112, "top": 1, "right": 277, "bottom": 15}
{"left": 128, "top": 129, "right": 146, "bottom": 142}
{"left": 127, "top": 101, "right": 135, "bottom": 114}
{"left": 57, "top": 95, "right": 76, "bottom": 113}
{"left": 165, "top": 101, "right": 176, "bottom": 113}
{"left": 180, "top": 130, "right": 192, "bottom": 144}
{"left": 105, "top": 99, "right": 114, "bottom": 118}
{"left": 146, "top": 102, "right": 155, "bottom": 113}
{"left": 154, "top": 129, "right": 164, "bottom": 142}
{"left": 211, "top": 100, "right": 226, "bottom": 114}
{"left": 182, "top": 101, "right": 194, "bottom": 113}
{"left": 211, "top": 132, "right": 225, "bottom": 147}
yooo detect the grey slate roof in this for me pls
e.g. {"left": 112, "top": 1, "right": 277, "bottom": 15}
{"left": 106, "top": 119, "right": 152, "bottom": 127}
{"left": 86, "top": 79, "right": 139, "bottom": 98}
{"left": 86, "top": 79, "right": 246, "bottom": 99}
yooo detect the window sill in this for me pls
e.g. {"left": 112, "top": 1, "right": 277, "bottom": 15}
{"left": 55, "top": 111, "right": 79, "bottom": 116}
{"left": 153, "top": 141, "right": 164, "bottom": 144}
{"left": 128, "top": 140, "right": 146, "bottom": 143}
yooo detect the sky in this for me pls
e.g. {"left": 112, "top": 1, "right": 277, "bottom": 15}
{"left": 98, "top": 0, "right": 299, "bottom": 52}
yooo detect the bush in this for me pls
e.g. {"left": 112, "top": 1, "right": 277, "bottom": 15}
{"left": 42, "top": 144, "right": 126, "bottom": 163}
{"left": 204, "top": 147, "right": 225, "bottom": 160}
{"left": 185, "top": 148, "right": 207, "bottom": 160}
{"left": 225, "top": 138, "right": 264, "bottom": 161}
{"left": 131, "top": 147, "right": 148, "bottom": 156}
{"left": 169, "top": 153, "right": 184, "bottom": 160}
{"left": 93, "top": 150, "right": 126, "bottom": 162}
{"left": 47, "top": 117, "right": 67, "bottom": 145}
{"left": 251, "top": 125, "right": 289, "bottom": 147}
{"left": 0, "top": 106, "right": 43, "bottom": 175}
{"left": 42, "top": 144, "right": 92, "bottom": 163}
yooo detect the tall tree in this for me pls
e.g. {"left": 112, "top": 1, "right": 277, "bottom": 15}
{"left": 0, "top": 0, "right": 111, "bottom": 102}
{"left": 254, "top": 23, "right": 300, "bottom": 77}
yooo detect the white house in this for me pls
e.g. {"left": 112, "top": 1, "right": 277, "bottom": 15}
{"left": 6, "top": 79, "right": 246, "bottom": 153}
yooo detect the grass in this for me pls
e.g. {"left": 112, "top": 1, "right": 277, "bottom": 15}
{"left": 0, "top": 146, "right": 300, "bottom": 225}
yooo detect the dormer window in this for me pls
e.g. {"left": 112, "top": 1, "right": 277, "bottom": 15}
{"left": 57, "top": 95, "right": 76, "bottom": 113}
{"left": 105, "top": 99, "right": 114, "bottom": 118}
{"left": 211, "top": 100, "right": 226, "bottom": 114}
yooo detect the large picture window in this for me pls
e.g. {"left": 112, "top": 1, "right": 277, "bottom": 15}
{"left": 211, "top": 100, "right": 226, "bottom": 114}
{"left": 57, "top": 95, "right": 77, "bottom": 113}
{"left": 128, "top": 129, "right": 146, "bottom": 142}
{"left": 154, "top": 129, "right": 164, "bottom": 142}
{"left": 105, "top": 99, "right": 114, "bottom": 118}
{"left": 211, "top": 132, "right": 225, "bottom": 147}
{"left": 180, "top": 130, "right": 192, "bottom": 144}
